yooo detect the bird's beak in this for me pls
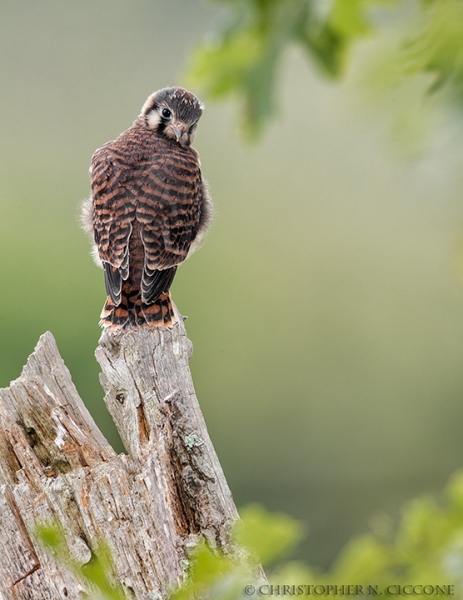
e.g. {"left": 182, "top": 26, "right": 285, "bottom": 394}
{"left": 172, "top": 125, "right": 186, "bottom": 142}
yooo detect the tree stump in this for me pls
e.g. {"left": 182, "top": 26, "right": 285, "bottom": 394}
{"left": 0, "top": 306, "right": 239, "bottom": 599}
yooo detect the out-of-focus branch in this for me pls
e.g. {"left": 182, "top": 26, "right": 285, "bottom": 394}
{"left": 187, "top": 0, "right": 463, "bottom": 139}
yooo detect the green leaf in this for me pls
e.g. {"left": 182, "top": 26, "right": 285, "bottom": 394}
{"left": 235, "top": 504, "right": 304, "bottom": 565}
{"left": 171, "top": 541, "right": 236, "bottom": 600}
{"left": 330, "top": 0, "right": 372, "bottom": 38}
{"left": 35, "top": 522, "right": 65, "bottom": 552}
{"left": 81, "top": 544, "right": 126, "bottom": 600}
{"left": 189, "top": 29, "right": 265, "bottom": 99}
{"left": 331, "top": 534, "right": 392, "bottom": 582}
{"left": 188, "top": 0, "right": 391, "bottom": 137}
{"left": 36, "top": 523, "right": 125, "bottom": 600}
{"left": 298, "top": 23, "right": 347, "bottom": 77}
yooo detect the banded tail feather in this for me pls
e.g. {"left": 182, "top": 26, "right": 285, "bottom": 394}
{"left": 100, "top": 291, "right": 177, "bottom": 330}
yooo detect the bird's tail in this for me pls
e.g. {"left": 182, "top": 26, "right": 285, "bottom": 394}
{"left": 99, "top": 291, "right": 177, "bottom": 330}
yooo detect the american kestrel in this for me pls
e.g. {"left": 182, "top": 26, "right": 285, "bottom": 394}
{"left": 82, "top": 87, "right": 213, "bottom": 329}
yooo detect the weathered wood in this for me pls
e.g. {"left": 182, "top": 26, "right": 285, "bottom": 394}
{"left": 0, "top": 305, "right": 239, "bottom": 599}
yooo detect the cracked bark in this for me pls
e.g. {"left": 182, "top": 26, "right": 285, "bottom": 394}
{"left": 0, "top": 305, "right": 239, "bottom": 599}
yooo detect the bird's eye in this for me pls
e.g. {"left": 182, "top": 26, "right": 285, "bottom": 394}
{"left": 161, "top": 108, "right": 172, "bottom": 119}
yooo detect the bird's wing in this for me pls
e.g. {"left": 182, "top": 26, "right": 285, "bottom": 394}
{"left": 135, "top": 149, "right": 203, "bottom": 304}
{"left": 90, "top": 143, "right": 136, "bottom": 305}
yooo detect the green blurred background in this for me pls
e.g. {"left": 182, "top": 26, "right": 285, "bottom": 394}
{"left": 1, "top": 0, "right": 463, "bottom": 569}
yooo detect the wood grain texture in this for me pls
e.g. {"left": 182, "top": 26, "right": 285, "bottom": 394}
{"left": 0, "top": 307, "right": 239, "bottom": 599}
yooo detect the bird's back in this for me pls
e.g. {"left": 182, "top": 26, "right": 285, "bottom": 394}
{"left": 84, "top": 86, "right": 212, "bottom": 330}
{"left": 90, "top": 122, "right": 203, "bottom": 329}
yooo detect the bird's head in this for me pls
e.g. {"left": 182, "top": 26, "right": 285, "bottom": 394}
{"left": 141, "top": 87, "right": 204, "bottom": 146}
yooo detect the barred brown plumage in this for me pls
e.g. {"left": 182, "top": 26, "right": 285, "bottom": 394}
{"left": 81, "top": 87, "right": 213, "bottom": 329}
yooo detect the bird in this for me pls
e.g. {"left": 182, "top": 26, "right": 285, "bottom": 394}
{"left": 81, "top": 86, "right": 213, "bottom": 330}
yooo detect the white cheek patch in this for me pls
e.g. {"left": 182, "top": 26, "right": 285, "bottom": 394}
{"left": 147, "top": 111, "right": 161, "bottom": 129}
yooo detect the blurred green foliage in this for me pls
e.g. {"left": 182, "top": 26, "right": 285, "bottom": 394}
{"left": 176, "top": 473, "right": 463, "bottom": 598}
{"left": 37, "top": 523, "right": 125, "bottom": 600}
{"left": 318, "top": 470, "right": 463, "bottom": 584}
{"left": 234, "top": 504, "right": 305, "bottom": 566}
{"left": 43, "top": 474, "right": 463, "bottom": 599}
{"left": 188, "top": 0, "right": 390, "bottom": 137}
{"left": 404, "top": 0, "right": 463, "bottom": 97}
{"left": 189, "top": 0, "right": 463, "bottom": 138}
{"left": 172, "top": 504, "right": 305, "bottom": 600}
